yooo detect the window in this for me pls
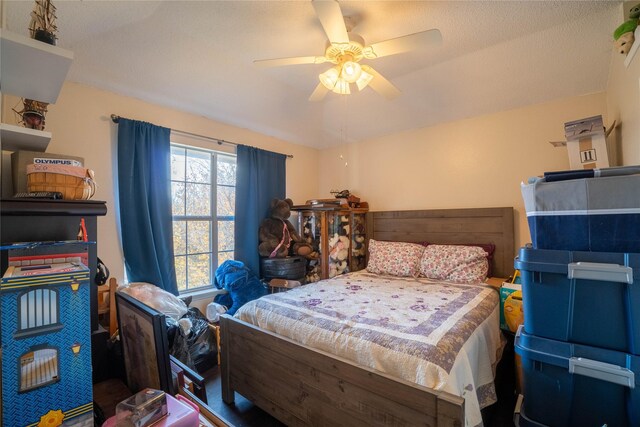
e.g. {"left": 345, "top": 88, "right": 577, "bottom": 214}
{"left": 170, "top": 145, "right": 236, "bottom": 293}
{"left": 16, "top": 288, "right": 62, "bottom": 338}
{"left": 20, "top": 347, "right": 59, "bottom": 392}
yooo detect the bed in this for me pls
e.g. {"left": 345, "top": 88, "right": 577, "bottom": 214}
{"left": 220, "top": 207, "right": 514, "bottom": 427}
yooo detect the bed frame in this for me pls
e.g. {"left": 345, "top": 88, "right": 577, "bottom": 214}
{"left": 221, "top": 207, "right": 514, "bottom": 427}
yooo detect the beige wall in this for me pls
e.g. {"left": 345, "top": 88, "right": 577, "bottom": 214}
{"left": 319, "top": 92, "right": 609, "bottom": 253}
{"left": 3, "top": 60, "right": 628, "bottom": 290}
{"left": 2, "top": 82, "right": 320, "bottom": 288}
{"left": 606, "top": 3, "right": 640, "bottom": 166}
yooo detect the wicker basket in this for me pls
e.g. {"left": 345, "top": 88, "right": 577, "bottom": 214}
{"left": 26, "top": 163, "right": 96, "bottom": 200}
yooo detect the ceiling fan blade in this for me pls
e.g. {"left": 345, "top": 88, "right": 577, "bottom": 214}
{"left": 309, "top": 82, "right": 330, "bottom": 101}
{"left": 312, "top": 0, "right": 349, "bottom": 45}
{"left": 254, "top": 56, "right": 327, "bottom": 67}
{"left": 361, "top": 65, "right": 400, "bottom": 100}
{"left": 363, "top": 29, "right": 442, "bottom": 59}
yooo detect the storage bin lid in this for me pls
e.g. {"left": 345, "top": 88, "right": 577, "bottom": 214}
{"left": 514, "top": 247, "right": 640, "bottom": 276}
{"left": 515, "top": 327, "right": 639, "bottom": 389}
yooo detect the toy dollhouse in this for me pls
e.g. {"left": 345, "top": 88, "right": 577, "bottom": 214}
{"left": 0, "top": 241, "right": 93, "bottom": 427}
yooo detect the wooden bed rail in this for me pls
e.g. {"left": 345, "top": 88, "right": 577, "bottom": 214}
{"left": 220, "top": 314, "right": 465, "bottom": 427}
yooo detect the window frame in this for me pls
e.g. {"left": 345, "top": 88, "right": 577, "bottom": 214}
{"left": 170, "top": 143, "right": 236, "bottom": 294}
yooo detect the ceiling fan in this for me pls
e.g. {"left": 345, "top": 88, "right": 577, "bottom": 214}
{"left": 254, "top": 0, "right": 442, "bottom": 101}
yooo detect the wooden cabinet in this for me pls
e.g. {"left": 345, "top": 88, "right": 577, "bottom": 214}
{"left": 0, "top": 199, "right": 109, "bottom": 385}
{"left": 293, "top": 207, "right": 367, "bottom": 282}
{"left": 0, "top": 199, "right": 107, "bottom": 332}
{"left": 0, "top": 200, "right": 106, "bottom": 427}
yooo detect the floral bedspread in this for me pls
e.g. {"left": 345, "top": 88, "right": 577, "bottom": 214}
{"left": 235, "top": 271, "right": 504, "bottom": 427}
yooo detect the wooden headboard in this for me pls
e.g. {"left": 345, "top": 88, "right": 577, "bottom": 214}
{"left": 366, "top": 207, "right": 515, "bottom": 278}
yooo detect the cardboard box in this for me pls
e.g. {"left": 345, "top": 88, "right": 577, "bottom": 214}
{"left": 566, "top": 134, "right": 610, "bottom": 170}
{"left": 564, "top": 115, "right": 604, "bottom": 141}
{"left": 500, "top": 282, "right": 523, "bottom": 332}
{"left": 564, "top": 116, "right": 611, "bottom": 170}
{"left": 11, "top": 150, "right": 84, "bottom": 195}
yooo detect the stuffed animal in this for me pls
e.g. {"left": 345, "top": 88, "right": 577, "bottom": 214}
{"left": 328, "top": 234, "right": 350, "bottom": 276}
{"left": 329, "top": 234, "right": 350, "bottom": 262}
{"left": 335, "top": 259, "right": 349, "bottom": 275}
{"left": 306, "top": 259, "right": 321, "bottom": 283}
{"left": 329, "top": 263, "right": 338, "bottom": 278}
{"left": 614, "top": 19, "right": 638, "bottom": 55}
{"left": 353, "top": 234, "right": 366, "bottom": 256}
{"left": 339, "top": 215, "right": 350, "bottom": 235}
{"left": 213, "top": 260, "right": 267, "bottom": 315}
{"left": 259, "top": 198, "right": 312, "bottom": 258}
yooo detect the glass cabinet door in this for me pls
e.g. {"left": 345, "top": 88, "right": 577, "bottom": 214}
{"left": 350, "top": 213, "right": 366, "bottom": 272}
{"left": 300, "top": 211, "right": 322, "bottom": 282}
{"left": 296, "top": 208, "right": 367, "bottom": 281}
{"left": 327, "top": 212, "right": 351, "bottom": 278}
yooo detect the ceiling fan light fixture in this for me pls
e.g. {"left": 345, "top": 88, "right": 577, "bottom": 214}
{"left": 341, "top": 61, "right": 362, "bottom": 83}
{"left": 355, "top": 69, "right": 374, "bottom": 91}
{"left": 332, "top": 78, "right": 351, "bottom": 95}
{"left": 319, "top": 66, "right": 341, "bottom": 90}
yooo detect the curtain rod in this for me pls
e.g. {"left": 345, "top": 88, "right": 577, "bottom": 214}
{"left": 110, "top": 114, "right": 293, "bottom": 159}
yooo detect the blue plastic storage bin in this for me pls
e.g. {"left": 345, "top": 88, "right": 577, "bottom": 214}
{"left": 514, "top": 247, "right": 640, "bottom": 354}
{"left": 521, "top": 173, "right": 640, "bottom": 252}
{"left": 515, "top": 327, "right": 640, "bottom": 427}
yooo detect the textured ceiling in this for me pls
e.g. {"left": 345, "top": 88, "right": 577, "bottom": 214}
{"left": 5, "top": 1, "right": 620, "bottom": 148}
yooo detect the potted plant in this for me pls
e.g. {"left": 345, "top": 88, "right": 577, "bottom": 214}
{"left": 29, "top": 0, "right": 58, "bottom": 45}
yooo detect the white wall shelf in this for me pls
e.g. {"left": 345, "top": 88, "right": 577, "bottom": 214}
{"left": 0, "top": 29, "right": 73, "bottom": 104}
{"left": 624, "top": 27, "right": 640, "bottom": 68}
{"left": 0, "top": 123, "right": 51, "bottom": 152}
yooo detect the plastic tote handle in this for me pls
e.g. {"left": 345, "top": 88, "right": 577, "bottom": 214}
{"left": 568, "top": 262, "right": 633, "bottom": 284}
{"left": 175, "top": 394, "right": 200, "bottom": 413}
{"left": 569, "top": 357, "right": 635, "bottom": 388}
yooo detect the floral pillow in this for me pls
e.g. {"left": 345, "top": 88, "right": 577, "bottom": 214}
{"left": 419, "top": 244, "right": 489, "bottom": 284}
{"left": 420, "top": 242, "right": 495, "bottom": 277}
{"left": 366, "top": 239, "right": 425, "bottom": 277}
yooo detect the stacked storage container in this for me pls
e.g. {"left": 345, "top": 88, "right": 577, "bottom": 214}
{"left": 515, "top": 167, "right": 640, "bottom": 426}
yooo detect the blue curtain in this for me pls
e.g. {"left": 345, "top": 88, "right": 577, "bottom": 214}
{"left": 117, "top": 118, "right": 178, "bottom": 295}
{"left": 235, "top": 145, "right": 286, "bottom": 275}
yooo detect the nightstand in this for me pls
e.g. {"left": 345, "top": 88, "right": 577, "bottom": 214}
{"left": 485, "top": 277, "right": 506, "bottom": 290}
{"left": 267, "top": 278, "right": 302, "bottom": 293}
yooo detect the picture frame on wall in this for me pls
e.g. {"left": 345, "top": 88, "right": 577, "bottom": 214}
{"left": 115, "top": 292, "right": 174, "bottom": 395}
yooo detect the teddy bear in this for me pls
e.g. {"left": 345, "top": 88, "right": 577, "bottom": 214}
{"left": 329, "top": 234, "right": 350, "bottom": 261}
{"left": 259, "top": 198, "right": 313, "bottom": 258}
{"left": 335, "top": 259, "right": 348, "bottom": 275}
{"left": 328, "top": 233, "right": 350, "bottom": 276}
{"left": 301, "top": 217, "right": 320, "bottom": 259}
{"left": 353, "top": 234, "right": 366, "bottom": 257}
